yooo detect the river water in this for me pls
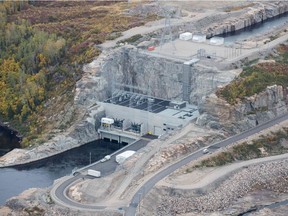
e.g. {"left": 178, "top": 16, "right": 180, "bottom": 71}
{"left": 0, "top": 139, "right": 125, "bottom": 205}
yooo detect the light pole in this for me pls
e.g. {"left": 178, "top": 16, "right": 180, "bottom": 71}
{"left": 89, "top": 152, "right": 91, "bottom": 164}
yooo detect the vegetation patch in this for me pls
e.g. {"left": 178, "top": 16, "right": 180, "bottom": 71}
{"left": 217, "top": 45, "right": 288, "bottom": 104}
{"left": 224, "top": 3, "right": 255, "bottom": 12}
{"left": 192, "top": 127, "right": 288, "bottom": 169}
{"left": 117, "top": 34, "right": 143, "bottom": 44}
{"left": 0, "top": 1, "right": 157, "bottom": 146}
{"left": 24, "top": 206, "right": 45, "bottom": 216}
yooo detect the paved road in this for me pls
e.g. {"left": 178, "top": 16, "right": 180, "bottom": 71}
{"left": 77, "top": 139, "right": 149, "bottom": 176}
{"left": 50, "top": 139, "right": 150, "bottom": 211}
{"left": 125, "top": 113, "right": 288, "bottom": 216}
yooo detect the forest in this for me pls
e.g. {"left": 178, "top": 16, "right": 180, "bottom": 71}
{"left": 0, "top": 0, "right": 154, "bottom": 146}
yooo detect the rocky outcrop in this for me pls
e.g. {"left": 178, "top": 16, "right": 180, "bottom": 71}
{"left": 154, "top": 158, "right": 288, "bottom": 215}
{"left": 0, "top": 105, "right": 105, "bottom": 167}
{"left": 203, "top": 2, "right": 288, "bottom": 37}
{"left": 74, "top": 51, "right": 110, "bottom": 107}
{"left": 197, "top": 85, "right": 288, "bottom": 133}
{"left": 169, "top": 2, "right": 288, "bottom": 38}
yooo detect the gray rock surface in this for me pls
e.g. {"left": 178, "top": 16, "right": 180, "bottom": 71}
{"left": 198, "top": 85, "right": 288, "bottom": 134}
{"left": 151, "top": 159, "right": 288, "bottom": 216}
{"left": 188, "top": 2, "right": 288, "bottom": 38}
{"left": 96, "top": 47, "right": 240, "bottom": 105}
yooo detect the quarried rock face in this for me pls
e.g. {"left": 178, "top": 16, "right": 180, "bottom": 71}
{"left": 196, "top": 2, "right": 288, "bottom": 37}
{"left": 198, "top": 85, "right": 288, "bottom": 133}
{"left": 99, "top": 47, "right": 240, "bottom": 105}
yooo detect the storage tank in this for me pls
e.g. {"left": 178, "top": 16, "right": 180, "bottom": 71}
{"left": 116, "top": 150, "right": 136, "bottom": 164}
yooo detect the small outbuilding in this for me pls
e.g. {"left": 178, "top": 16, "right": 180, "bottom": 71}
{"left": 179, "top": 32, "right": 193, "bottom": 41}
{"left": 101, "top": 117, "right": 114, "bottom": 128}
{"left": 210, "top": 36, "right": 224, "bottom": 45}
{"left": 192, "top": 34, "right": 206, "bottom": 43}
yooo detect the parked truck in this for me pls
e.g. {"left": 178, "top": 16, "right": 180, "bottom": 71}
{"left": 115, "top": 150, "right": 136, "bottom": 164}
{"left": 87, "top": 169, "right": 101, "bottom": 178}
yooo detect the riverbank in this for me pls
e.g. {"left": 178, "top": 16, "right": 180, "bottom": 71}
{"left": 0, "top": 104, "right": 105, "bottom": 168}
{"left": 0, "top": 139, "right": 121, "bottom": 206}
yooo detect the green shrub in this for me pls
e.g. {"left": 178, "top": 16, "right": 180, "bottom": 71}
{"left": 217, "top": 62, "right": 288, "bottom": 104}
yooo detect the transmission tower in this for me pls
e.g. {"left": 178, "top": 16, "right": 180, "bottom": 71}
{"left": 158, "top": 4, "right": 176, "bottom": 50}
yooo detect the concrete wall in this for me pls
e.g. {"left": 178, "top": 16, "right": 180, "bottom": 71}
{"left": 100, "top": 102, "right": 185, "bottom": 136}
{"left": 98, "top": 129, "right": 136, "bottom": 144}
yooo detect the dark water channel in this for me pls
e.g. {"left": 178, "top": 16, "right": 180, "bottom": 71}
{"left": 0, "top": 139, "right": 125, "bottom": 206}
{"left": 218, "top": 12, "right": 288, "bottom": 44}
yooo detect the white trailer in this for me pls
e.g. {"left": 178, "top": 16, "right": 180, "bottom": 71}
{"left": 87, "top": 169, "right": 101, "bottom": 178}
{"left": 115, "top": 150, "right": 136, "bottom": 164}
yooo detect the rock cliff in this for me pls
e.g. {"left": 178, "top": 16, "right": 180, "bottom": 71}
{"left": 168, "top": 2, "right": 288, "bottom": 39}
{"left": 202, "top": 2, "right": 288, "bottom": 37}
{"left": 95, "top": 47, "right": 240, "bottom": 105}
{"left": 197, "top": 85, "right": 288, "bottom": 133}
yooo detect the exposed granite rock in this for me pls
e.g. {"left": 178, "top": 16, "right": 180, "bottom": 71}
{"left": 74, "top": 50, "right": 114, "bottom": 107}
{"left": 197, "top": 2, "right": 288, "bottom": 37}
{"left": 197, "top": 85, "right": 288, "bottom": 133}
{"left": 96, "top": 47, "right": 240, "bottom": 105}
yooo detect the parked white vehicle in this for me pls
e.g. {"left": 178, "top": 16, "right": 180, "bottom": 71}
{"left": 116, "top": 150, "right": 136, "bottom": 164}
{"left": 203, "top": 148, "right": 209, "bottom": 154}
{"left": 100, "top": 155, "right": 111, "bottom": 163}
